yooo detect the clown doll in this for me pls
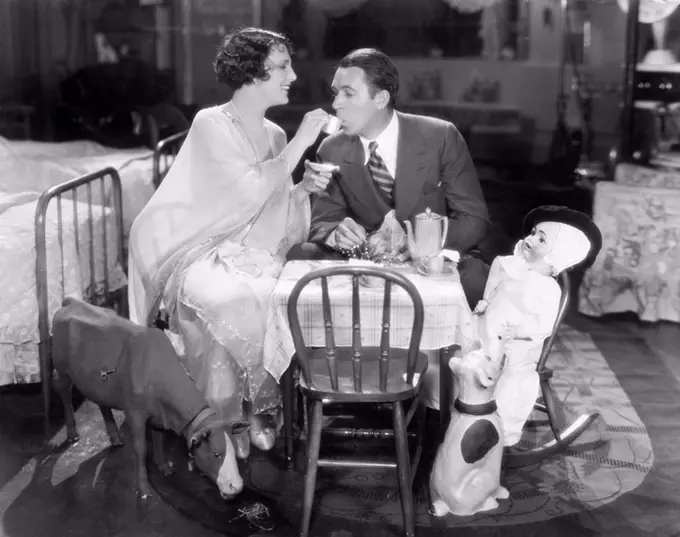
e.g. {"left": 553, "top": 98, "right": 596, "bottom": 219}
{"left": 474, "top": 206, "right": 602, "bottom": 446}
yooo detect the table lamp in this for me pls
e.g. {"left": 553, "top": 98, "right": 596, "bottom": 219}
{"left": 634, "top": 46, "right": 680, "bottom": 155}
{"left": 618, "top": 0, "right": 680, "bottom": 154}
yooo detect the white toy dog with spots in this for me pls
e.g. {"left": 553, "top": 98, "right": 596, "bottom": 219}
{"left": 429, "top": 336, "right": 509, "bottom": 517}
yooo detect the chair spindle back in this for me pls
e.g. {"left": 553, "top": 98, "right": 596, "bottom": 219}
{"left": 288, "top": 266, "right": 424, "bottom": 394}
{"left": 536, "top": 270, "right": 571, "bottom": 372}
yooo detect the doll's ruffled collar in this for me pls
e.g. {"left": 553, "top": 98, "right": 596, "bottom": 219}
{"left": 498, "top": 241, "right": 542, "bottom": 280}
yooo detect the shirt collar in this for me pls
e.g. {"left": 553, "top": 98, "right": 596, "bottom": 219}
{"left": 359, "top": 110, "right": 399, "bottom": 165}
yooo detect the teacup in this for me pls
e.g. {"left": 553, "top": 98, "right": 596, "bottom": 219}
{"left": 322, "top": 115, "right": 343, "bottom": 135}
{"left": 425, "top": 255, "right": 445, "bottom": 275}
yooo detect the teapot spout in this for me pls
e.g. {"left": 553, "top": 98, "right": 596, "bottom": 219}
{"left": 404, "top": 220, "right": 416, "bottom": 259}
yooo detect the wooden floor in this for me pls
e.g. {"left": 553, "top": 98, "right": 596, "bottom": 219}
{"left": 1, "top": 311, "right": 678, "bottom": 537}
{"left": 2, "top": 169, "right": 678, "bottom": 537}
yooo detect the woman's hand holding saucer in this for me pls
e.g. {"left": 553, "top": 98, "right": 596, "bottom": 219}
{"left": 301, "top": 160, "right": 339, "bottom": 193}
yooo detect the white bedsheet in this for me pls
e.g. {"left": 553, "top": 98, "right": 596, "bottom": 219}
{"left": 0, "top": 137, "right": 156, "bottom": 236}
{"left": 0, "top": 196, "right": 126, "bottom": 386}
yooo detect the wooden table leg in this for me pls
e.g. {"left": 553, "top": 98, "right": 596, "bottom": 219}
{"left": 438, "top": 345, "right": 460, "bottom": 439}
{"left": 281, "top": 361, "right": 295, "bottom": 469}
{"left": 438, "top": 347, "right": 450, "bottom": 438}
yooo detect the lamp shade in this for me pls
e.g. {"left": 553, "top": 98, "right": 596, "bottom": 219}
{"left": 617, "top": 0, "right": 680, "bottom": 24}
{"left": 443, "top": 0, "right": 503, "bottom": 14}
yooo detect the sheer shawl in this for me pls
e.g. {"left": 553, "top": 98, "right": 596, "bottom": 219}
{"left": 128, "top": 104, "right": 305, "bottom": 326}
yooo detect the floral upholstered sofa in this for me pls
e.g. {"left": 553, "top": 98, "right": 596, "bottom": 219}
{"left": 578, "top": 162, "right": 680, "bottom": 323}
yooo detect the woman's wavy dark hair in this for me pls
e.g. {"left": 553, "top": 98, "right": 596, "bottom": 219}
{"left": 213, "top": 27, "right": 293, "bottom": 90}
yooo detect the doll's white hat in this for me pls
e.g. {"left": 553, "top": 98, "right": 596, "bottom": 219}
{"left": 523, "top": 205, "right": 603, "bottom": 272}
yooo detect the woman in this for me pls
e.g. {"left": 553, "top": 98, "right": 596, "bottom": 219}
{"left": 127, "top": 28, "right": 331, "bottom": 451}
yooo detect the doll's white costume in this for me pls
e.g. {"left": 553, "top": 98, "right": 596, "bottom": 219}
{"left": 475, "top": 221, "right": 593, "bottom": 446}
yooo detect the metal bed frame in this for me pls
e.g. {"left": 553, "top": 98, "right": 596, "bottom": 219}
{"left": 147, "top": 129, "right": 189, "bottom": 330}
{"left": 34, "top": 167, "right": 127, "bottom": 435}
{"left": 152, "top": 129, "right": 188, "bottom": 188}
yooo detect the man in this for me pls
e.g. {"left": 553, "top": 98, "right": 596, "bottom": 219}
{"left": 287, "top": 48, "right": 490, "bottom": 308}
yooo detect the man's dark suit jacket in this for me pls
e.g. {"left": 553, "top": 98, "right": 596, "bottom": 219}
{"left": 309, "top": 111, "right": 490, "bottom": 254}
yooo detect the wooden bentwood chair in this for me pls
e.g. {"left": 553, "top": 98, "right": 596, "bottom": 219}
{"left": 287, "top": 266, "right": 428, "bottom": 537}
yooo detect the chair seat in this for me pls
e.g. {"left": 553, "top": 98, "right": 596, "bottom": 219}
{"left": 299, "top": 348, "right": 428, "bottom": 402}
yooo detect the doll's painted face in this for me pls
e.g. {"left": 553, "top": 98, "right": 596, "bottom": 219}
{"left": 521, "top": 223, "right": 558, "bottom": 264}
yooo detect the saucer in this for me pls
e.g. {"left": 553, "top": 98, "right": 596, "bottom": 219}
{"left": 416, "top": 262, "right": 456, "bottom": 279}
{"left": 307, "top": 161, "right": 340, "bottom": 173}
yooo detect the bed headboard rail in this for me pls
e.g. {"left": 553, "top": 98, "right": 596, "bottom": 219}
{"left": 152, "top": 129, "right": 188, "bottom": 188}
{"left": 34, "top": 166, "right": 126, "bottom": 434}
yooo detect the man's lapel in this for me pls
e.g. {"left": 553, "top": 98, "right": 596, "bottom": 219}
{"left": 393, "top": 112, "right": 429, "bottom": 222}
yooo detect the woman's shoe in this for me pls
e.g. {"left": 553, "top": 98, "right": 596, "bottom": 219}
{"left": 234, "top": 431, "right": 251, "bottom": 459}
{"left": 250, "top": 415, "right": 276, "bottom": 451}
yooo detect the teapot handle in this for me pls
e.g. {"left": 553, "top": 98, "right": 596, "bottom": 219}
{"left": 440, "top": 217, "right": 449, "bottom": 249}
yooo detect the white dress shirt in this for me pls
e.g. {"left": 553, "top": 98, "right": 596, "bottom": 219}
{"left": 359, "top": 110, "right": 399, "bottom": 178}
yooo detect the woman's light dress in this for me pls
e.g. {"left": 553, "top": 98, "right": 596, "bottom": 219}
{"left": 127, "top": 103, "right": 310, "bottom": 422}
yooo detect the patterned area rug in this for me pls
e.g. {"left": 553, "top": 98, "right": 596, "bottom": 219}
{"left": 449, "top": 326, "right": 653, "bottom": 526}
{"left": 146, "top": 325, "right": 653, "bottom": 536}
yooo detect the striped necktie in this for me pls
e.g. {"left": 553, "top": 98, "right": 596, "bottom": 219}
{"left": 367, "top": 141, "right": 394, "bottom": 201}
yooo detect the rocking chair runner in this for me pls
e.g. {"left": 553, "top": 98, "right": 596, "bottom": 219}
{"left": 502, "top": 270, "right": 601, "bottom": 467}
{"left": 287, "top": 266, "right": 429, "bottom": 537}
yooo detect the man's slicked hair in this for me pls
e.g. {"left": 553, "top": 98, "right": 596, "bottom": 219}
{"left": 337, "top": 48, "right": 399, "bottom": 107}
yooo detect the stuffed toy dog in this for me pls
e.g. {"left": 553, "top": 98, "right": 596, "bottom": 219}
{"left": 429, "top": 338, "right": 509, "bottom": 517}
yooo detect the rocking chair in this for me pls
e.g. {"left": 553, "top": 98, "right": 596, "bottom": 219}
{"left": 503, "top": 270, "right": 601, "bottom": 468}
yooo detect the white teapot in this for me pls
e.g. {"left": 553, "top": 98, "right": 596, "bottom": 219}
{"left": 404, "top": 207, "right": 448, "bottom": 261}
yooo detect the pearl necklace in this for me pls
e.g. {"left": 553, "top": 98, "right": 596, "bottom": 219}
{"left": 228, "top": 101, "right": 274, "bottom": 163}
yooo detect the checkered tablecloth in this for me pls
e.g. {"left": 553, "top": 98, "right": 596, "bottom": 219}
{"left": 263, "top": 260, "right": 476, "bottom": 383}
